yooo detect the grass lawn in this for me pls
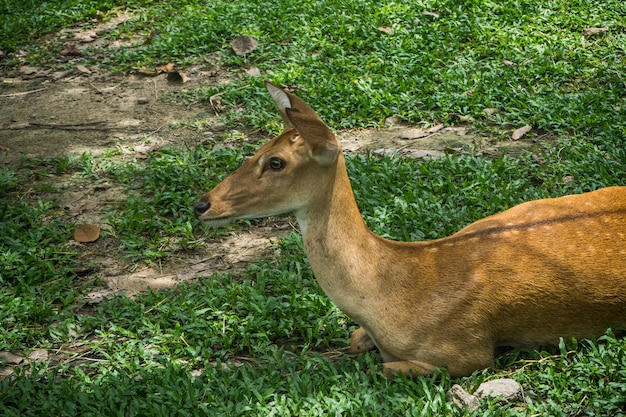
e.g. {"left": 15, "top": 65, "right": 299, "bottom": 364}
{"left": 1, "top": 0, "right": 626, "bottom": 415}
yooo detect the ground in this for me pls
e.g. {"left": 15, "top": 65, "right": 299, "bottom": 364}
{"left": 0, "top": 62, "right": 538, "bottom": 299}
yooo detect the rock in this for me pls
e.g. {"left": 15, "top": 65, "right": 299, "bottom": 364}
{"left": 474, "top": 378, "right": 523, "bottom": 402}
{"left": 210, "top": 122, "right": 227, "bottom": 132}
{"left": 400, "top": 149, "right": 445, "bottom": 159}
{"left": 447, "top": 384, "right": 480, "bottom": 412}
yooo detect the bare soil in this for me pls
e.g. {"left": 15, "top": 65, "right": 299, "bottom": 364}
{"left": 0, "top": 60, "right": 540, "bottom": 299}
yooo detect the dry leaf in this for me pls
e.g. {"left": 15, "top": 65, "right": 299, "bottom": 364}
{"left": 166, "top": 71, "right": 188, "bottom": 83}
{"left": 482, "top": 108, "right": 499, "bottom": 116}
{"left": 512, "top": 125, "right": 532, "bottom": 140}
{"left": 0, "top": 351, "right": 24, "bottom": 365}
{"left": 132, "top": 66, "right": 158, "bottom": 76}
{"left": 84, "top": 288, "right": 114, "bottom": 304}
{"left": 74, "top": 223, "right": 100, "bottom": 243}
{"left": 28, "top": 350, "right": 48, "bottom": 362}
{"left": 60, "top": 43, "right": 82, "bottom": 56}
{"left": 0, "top": 367, "right": 15, "bottom": 379}
{"left": 385, "top": 117, "right": 398, "bottom": 126}
{"left": 210, "top": 94, "right": 223, "bottom": 113}
{"left": 19, "top": 66, "right": 38, "bottom": 76}
{"left": 74, "top": 30, "right": 97, "bottom": 43}
{"left": 378, "top": 26, "right": 394, "bottom": 35}
{"left": 133, "top": 143, "right": 152, "bottom": 159}
{"left": 231, "top": 34, "right": 258, "bottom": 56}
{"left": 156, "top": 62, "right": 175, "bottom": 74}
{"left": 423, "top": 11, "right": 439, "bottom": 18}
{"left": 583, "top": 26, "right": 609, "bottom": 36}
{"left": 246, "top": 66, "right": 261, "bottom": 76}
{"left": 76, "top": 64, "right": 91, "bottom": 75}
{"left": 399, "top": 128, "right": 429, "bottom": 140}
{"left": 426, "top": 123, "right": 444, "bottom": 133}
{"left": 502, "top": 59, "right": 517, "bottom": 67}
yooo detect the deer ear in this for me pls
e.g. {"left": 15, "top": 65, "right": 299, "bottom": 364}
{"left": 266, "top": 81, "right": 294, "bottom": 128}
{"left": 265, "top": 81, "right": 338, "bottom": 166}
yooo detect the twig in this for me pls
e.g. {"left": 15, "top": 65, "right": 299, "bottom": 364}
{"left": 1, "top": 121, "right": 160, "bottom": 132}
{"left": 0, "top": 88, "right": 47, "bottom": 98}
{"left": 29, "top": 121, "right": 107, "bottom": 128}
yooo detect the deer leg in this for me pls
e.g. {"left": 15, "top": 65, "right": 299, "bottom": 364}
{"left": 350, "top": 327, "right": 377, "bottom": 354}
{"left": 381, "top": 360, "right": 439, "bottom": 378}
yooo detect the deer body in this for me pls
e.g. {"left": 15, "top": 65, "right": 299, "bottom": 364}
{"left": 195, "top": 82, "right": 626, "bottom": 377}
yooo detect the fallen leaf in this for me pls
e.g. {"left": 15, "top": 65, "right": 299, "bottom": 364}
{"left": 0, "top": 351, "right": 24, "bottom": 365}
{"left": 0, "top": 367, "right": 14, "bottom": 379}
{"left": 166, "top": 71, "right": 188, "bottom": 83}
{"left": 74, "top": 224, "right": 100, "bottom": 243}
{"left": 28, "top": 350, "right": 48, "bottom": 362}
{"left": 423, "top": 11, "right": 439, "bottom": 18}
{"left": 132, "top": 66, "right": 159, "bottom": 76}
{"left": 399, "top": 128, "right": 429, "bottom": 140}
{"left": 210, "top": 94, "right": 222, "bottom": 113}
{"left": 156, "top": 62, "right": 175, "bottom": 74}
{"left": 512, "top": 125, "right": 532, "bottom": 140}
{"left": 76, "top": 64, "right": 91, "bottom": 75}
{"left": 246, "top": 66, "right": 261, "bottom": 76}
{"left": 385, "top": 117, "right": 398, "bottom": 126}
{"left": 482, "top": 108, "right": 499, "bottom": 116}
{"left": 452, "top": 126, "right": 468, "bottom": 136}
{"left": 19, "top": 66, "right": 38, "bottom": 76}
{"left": 583, "top": 26, "right": 609, "bottom": 36}
{"left": 426, "top": 123, "right": 444, "bottom": 133}
{"left": 502, "top": 59, "right": 517, "bottom": 67}
{"left": 378, "top": 26, "right": 394, "bottom": 35}
{"left": 84, "top": 288, "right": 115, "bottom": 304}
{"left": 231, "top": 34, "right": 258, "bottom": 56}
{"left": 60, "top": 43, "right": 82, "bottom": 56}
{"left": 133, "top": 143, "right": 152, "bottom": 159}
{"left": 74, "top": 30, "right": 97, "bottom": 43}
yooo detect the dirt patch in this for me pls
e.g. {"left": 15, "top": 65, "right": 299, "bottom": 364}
{"left": 0, "top": 72, "right": 220, "bottom": 164}
{"left": 1, "top": 51, "right": 540, "bottom": 299}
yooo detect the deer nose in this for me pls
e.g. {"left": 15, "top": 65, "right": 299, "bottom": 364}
{"left": 193, "top": 198, "right": 211, "bottom": 218}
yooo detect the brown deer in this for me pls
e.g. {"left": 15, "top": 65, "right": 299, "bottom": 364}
{"left": 194, "top": 81, "right": 626, "bottom": 377}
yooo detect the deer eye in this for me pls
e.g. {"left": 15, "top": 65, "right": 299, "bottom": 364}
{"left": 268, "top": 157, "right": 285, "bottom": 171}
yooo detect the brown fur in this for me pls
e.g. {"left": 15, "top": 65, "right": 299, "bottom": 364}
{"left": 195, "top": 82, "right": 626, "bottom": 377}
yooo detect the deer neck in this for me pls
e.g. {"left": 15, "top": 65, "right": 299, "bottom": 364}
{"left": 293, "top": 153, "right": 381, "bottom": 319}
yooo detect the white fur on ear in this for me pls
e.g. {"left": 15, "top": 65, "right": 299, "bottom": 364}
{"left": 265, "top": 81, "right": 294, "bottom": 128}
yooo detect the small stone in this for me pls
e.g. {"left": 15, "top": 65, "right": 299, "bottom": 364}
{"left": 137, "top": 97, "right": 149, "bottom": 105}
{"left": 474, "top": 378, "right": 523, "bottom": 402}
{"left": 210, "top": 122, "right": 227, "bottom": 132}
{"left": 447, "top": 384, "right": 480, "bottom": 412}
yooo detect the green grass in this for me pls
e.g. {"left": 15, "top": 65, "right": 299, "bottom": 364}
{"left": 2, "top": 0, "right": 626, "bottom": 415}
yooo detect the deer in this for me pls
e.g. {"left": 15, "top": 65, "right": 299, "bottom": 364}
{"left": 194, "top": 81, "right": 626, "bottom": 378}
